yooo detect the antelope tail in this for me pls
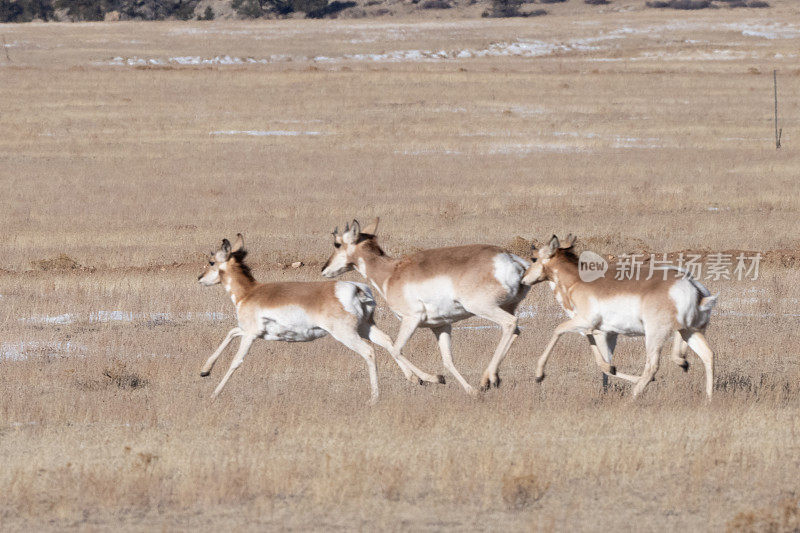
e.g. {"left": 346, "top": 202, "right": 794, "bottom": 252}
{"left": 699, "top": 295, "right": 718, "bottom": 312}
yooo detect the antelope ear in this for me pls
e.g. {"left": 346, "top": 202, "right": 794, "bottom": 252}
{"left": 548, "top": 235, "right": 560, "bottom": 254}
{"left": 215, "top": 239, "right": 232, "bottom": 262}
{"left": 343, "top": 220, "right": 360, "bottom": 244}
{"left": 362, "top": 217, "right": 380, "bottom": 235}
{"left": 231, "top": 233, "right": 244, "bottom": 253}
{"left": 561, "top": 233, "right": 576, "bottom": 249}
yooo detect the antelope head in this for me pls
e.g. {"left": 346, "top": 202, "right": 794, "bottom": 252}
{"left": 321, "top": 218, "right": 380, "bottom": 278}
{"left": 524, "top": 234, "right": 576, "bottom": 284}
{"left": 198, "top": 233, "right": 245, "bottom": 286}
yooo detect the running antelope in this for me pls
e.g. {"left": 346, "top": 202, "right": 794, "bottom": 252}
{"left": 197, "top": 233, "right": 398, "bottom": 404}
{"left": 321, "top": 218, "right": 533, "bottom": 395}
{"left": 522, "top": 235, "right": 718, "bottom": 399}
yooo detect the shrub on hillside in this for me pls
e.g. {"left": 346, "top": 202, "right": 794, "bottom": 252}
{"left": 482, "top": 0, "right": 545, "bottom": 17}
{"left": 483, "top": 0, "right": 518, "bottom": 16}
{"left": 719, "top": 0, "right": 768, "bottom": 5}
{"left": 292, "top": 0, "right": 327, "bottom": 13}
{"left": 0, "top": 0, "right": 54, "bottom": 21}
{"left": 421, "top": 0, "right": 451, "bottom": 8}
{"left": 646, "top": 0, "right": 711, "bottom": 8}
{"left": 306, "top": 0, "right": 355, "bottom": 17}
{"left": 129, "top": 0, "right": 199, "bottom": 19}
{"left": 53, "top": 0, "right": 106, "bottom": 19}
{"left": 233, "top": 0, "right": 349, "bottom": 17}
{"left": 53, "top": 0, "right": 199, "bottom": 19}
{"left": 231, "top": 0, "right": 297, "bottom": 16}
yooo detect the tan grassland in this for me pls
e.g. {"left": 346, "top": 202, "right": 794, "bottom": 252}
{"left": 2, "top": 4, "right": 800, "bottom": 531}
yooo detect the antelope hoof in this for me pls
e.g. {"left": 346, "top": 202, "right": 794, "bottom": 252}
{"left": 608, "top": 365, "right": 617, "bottom": 376}
{"left": 436, "top": 374, "right": 446, "bottom": 385}
{"left": 534, "top": 373, "right": 545, "bottom": 383}
{"left": 679, "top": 360, "right": 689, "bottom": 372}
{"left": 200, "top": 370, "right": 210, "bottom": 377}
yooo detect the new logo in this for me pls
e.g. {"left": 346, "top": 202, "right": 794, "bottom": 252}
{"left": 578, "top": 251, "right": 608, "bottom": 282}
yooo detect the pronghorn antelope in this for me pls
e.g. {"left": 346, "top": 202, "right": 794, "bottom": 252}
{"left": 197, "top": 233, "right": 398, "bottom": 404}
{"left": 321, "top": 218, "right": 532, "bottom": 395}
{"left": 522, "top": 235, "right": 718, "bottom": 398}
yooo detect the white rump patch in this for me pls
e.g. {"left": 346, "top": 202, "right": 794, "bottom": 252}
{"left": 670, "top": 278, "right": 715, "bottom": 329}
{"left": 669, "top": 281, "right": 697, "bottom": 329}
{"left": 493, "top": 254, "right": 530, "bottom": 297}
{"left": 335, "top": 281, "right": 374, "bottom": 321}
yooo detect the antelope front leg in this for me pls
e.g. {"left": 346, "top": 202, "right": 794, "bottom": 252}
{"left": 590, "top": 333, "right": 639, "bottom": 383}
{"left": 385, "top": 315, "right": 428, "bottom": 385}
{"left": 363, "top": 322, "right": 444, "bottom": 385}
{"left": 535, "top": 318, "right": 585, "bottom": 382}
{"left": 587, "top": 333, "right": 616, "bottom": 376}
{"left": 211, "top": 334, "right": 256, "bottom": 400}
{"left": 433, "top": 325, "right": 477, "bottom": 396}
{"left": 201, "top": 326, "right": 243, "bottom": 377}
{"left": 471, "top": 306, "right": 519, "bottom": 390}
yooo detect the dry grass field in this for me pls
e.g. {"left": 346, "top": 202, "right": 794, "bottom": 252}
{"left": 2, "top": 4, "right": 800, "bottom": 531}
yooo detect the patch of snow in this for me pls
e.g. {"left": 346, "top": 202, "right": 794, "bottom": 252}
{"left": 210, "top": 130, "right": 324, "bottom": 137}
{"left": 505, "top": 105, "right": 548, "bottom": 116}
{"left": 20, "top": 314, "right": 76, "bottom": 325}
{"left": 91, "top": 310, "right": 134, "bottom": 323}
{"left": 20, "top": 310, "right": 230, "bottom": 325}
{"left": 273, "top": 119, "right": 324, "bottom": 124}
{"left": 104, "top": 55, "right": 293, "bottom": 67}
{"left": 395, "top": 149, "right": 463, "bottom": 155}
{"left": 487, "top": 143, "right": 593, "bottom": 155}
{"left": 611, "top": 136, "right": 663, "bottom": 149}
{"left": 553, "top": 131, "right": 600, "bottom": 139}
{"left": 730, "top": 23, "right": 800, "bottom": 40}
{"left": 1, "top": 341, "right": 86, "bottom": 361}
{"left": 430, "top": 106, "right": 467, "bottom": 113}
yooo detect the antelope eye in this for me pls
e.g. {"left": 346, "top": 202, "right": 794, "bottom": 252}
{"left": 334, "top": 242, "right": 341, "bottom": 249}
